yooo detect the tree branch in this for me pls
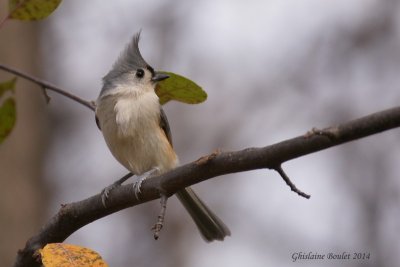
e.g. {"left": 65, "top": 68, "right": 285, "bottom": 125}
{"left": 13, "top": 106, "right": 400, "bottom": 267}
{"left": 0, "top": 64, "right": 95, "bottom": 111}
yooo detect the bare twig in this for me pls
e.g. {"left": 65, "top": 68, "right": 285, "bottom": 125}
{"left": 13, "top": 105, "right": 400, "bottom": 267}
{"left": 274, "top": 165, "right": 311, "bottom": 199}
{"left": 0, "top": 64, "right": 95, "bottom": 111}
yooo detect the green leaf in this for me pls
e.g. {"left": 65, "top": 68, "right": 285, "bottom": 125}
{"left": 0, "top": 78, "right": 17, "bottom": 144}
{"left": 155, "top": 72, "right": 207, "bottom": 105}
{"left": 9, "top": 0, "right": 62, "bottom": 20}
{"left": 0, "top": 77, "right": 16, "bottom": 97}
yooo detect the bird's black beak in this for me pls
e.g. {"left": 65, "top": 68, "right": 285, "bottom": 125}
{"left": 151, "top": 72, "right": 169, "bottom": 82}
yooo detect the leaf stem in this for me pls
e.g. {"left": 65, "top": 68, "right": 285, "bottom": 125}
{"left": 0, "top": 14, "right": 10, "bottom": 29}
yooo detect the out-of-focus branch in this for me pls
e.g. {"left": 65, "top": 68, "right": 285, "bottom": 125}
{"left": 0, "top": 63, "right": 95, "bottom": 111}
{"left": 13, "top": 106, "right": 400, "bottom": 267}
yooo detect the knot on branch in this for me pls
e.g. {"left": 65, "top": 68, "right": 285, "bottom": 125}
{"left": 304, "top": 127, "right": 340, "bottom": 140}
{"left": 195, "top": 149, "right": 221, "bottom": 165}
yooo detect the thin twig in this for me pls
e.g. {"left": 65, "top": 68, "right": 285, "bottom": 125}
{"left": 0, "top": 64, "right": 95, "bottom": 111}
{"left": 274, "top": 165, "right": 311, "bottom": 199}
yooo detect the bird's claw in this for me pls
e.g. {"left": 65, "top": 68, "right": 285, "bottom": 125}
{"left": 133, "top": 179, "right": 144, "bottom": 200}
{"left": 101, "top": 182, "right": 120, "bottom": 207}
{"left": 100, "top": 172, "right": 134, "bottom": 207}
{"left": 133, "top": 167, "right": 160, "bottom": 200}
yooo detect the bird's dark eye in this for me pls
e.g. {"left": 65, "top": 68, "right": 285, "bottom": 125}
{"left": 136, "top": 69, "right": 144, "bottom": 78}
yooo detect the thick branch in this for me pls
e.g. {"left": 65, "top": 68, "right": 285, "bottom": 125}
{"left": 13, "top": 106, "right": 400, "bottom": 267}
{"left": 0, "top": 64, "right": 95, "bottom": 111}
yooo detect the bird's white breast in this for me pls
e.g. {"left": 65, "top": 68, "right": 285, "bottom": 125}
{"left": 96, "top": 89, "right": 178, "bottom": 175}
{"left": 114, "top": 91, "right": 160, "bottom": 137}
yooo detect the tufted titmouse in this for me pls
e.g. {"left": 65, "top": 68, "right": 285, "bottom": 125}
{"left": 95, "top": 32, "right": 230, "bottom": 242}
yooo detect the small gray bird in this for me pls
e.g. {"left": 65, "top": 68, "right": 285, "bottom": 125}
{"left": 95, "top": 32, "right": 230, "bottom": 242}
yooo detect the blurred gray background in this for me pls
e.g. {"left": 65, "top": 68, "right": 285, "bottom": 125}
{"left": 1, "top": 0, "right": 400, "bottom": 266}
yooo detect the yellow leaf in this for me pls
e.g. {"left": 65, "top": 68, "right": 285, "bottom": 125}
{"left": 9, "top": 0, "right": 62, "bottom": 21}
{"left": 39, "top": 243, "right": 109, "bottom": 267}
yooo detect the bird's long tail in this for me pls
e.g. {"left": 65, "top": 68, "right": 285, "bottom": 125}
{"left": 176, "top": 187, "right": 230, "bottom": 242}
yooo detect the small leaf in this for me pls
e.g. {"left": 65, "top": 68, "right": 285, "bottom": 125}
{"left": 0, "top": 77, "right": 16, "bottom": 97}
{"left": 155, "top": 72, "right": 207, "bottom": 105}
{"left": 39, "top": 243, "right": 109, "bottom": 267}
{"left": 0, "top": 78, "right": 17, "bottom": 144}
{"left": 9, "top": 0, "right": 62, "bottom": 21}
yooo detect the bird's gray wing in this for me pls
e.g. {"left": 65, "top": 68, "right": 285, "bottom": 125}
{"left": 95, "top": 115, "right": 101, "bottom": 130}
{"left": 159, "top": 107, "right": 173, "bottom": 147}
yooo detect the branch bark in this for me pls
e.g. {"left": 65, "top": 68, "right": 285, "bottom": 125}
{"left": 13, "top": 106, "right": 400, "bottom": 267}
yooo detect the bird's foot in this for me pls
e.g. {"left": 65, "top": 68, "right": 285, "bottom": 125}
{"left": 152, "top": 194, "right": 168, "bottom": 240}
{"left": 133, "top": 167, "right": 160, "bottom": 200}
{"left": 101, "top": 172, "right": 133, "bottom": 207}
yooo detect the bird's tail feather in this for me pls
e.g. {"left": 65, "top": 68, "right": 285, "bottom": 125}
{"left": 176, "top": 187, "right": 230, "bottom": 242}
